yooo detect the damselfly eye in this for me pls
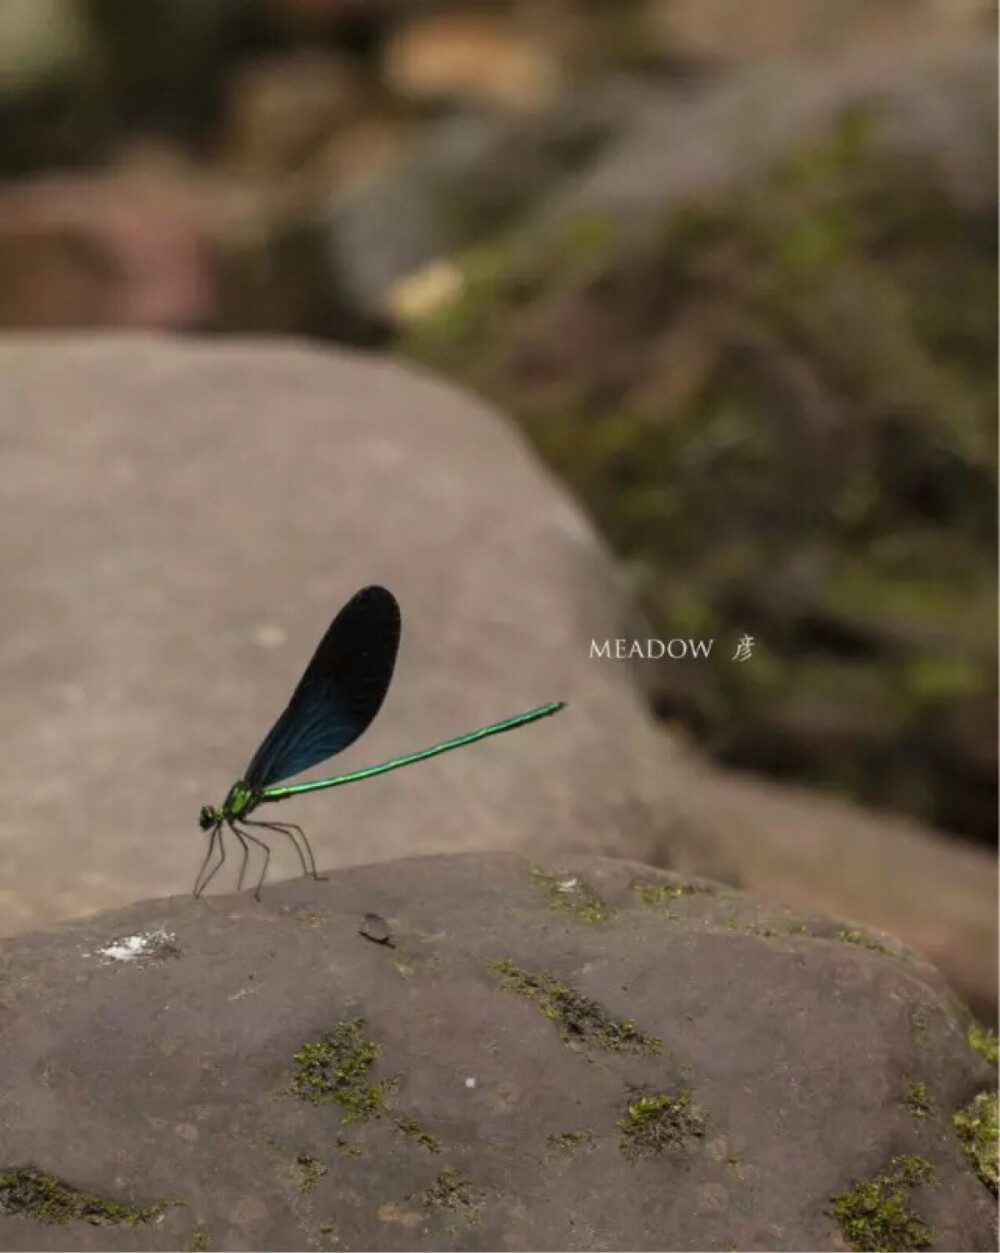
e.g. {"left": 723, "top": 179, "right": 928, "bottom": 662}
{"left": 198, "top": 806, "right": 217, "bottom": 831}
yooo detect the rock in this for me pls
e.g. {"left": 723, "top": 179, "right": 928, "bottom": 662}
{"left": 218, "top": 209, "right": 393, "bottom": 344}
{"left": 541, "top": 36, "right": 995, "bottom": 223}
{"left": 1, "top": 338, "right": 992, "bottom": 1022}
{"left": 0, "top": 338, "right": 995, "bottom": 1026}
{"left": 306, "top": 114, "right": 414, "bottom": 200}
{"left": 663, "top": 759, "right": 999, "bottom": 1025}
{"left": 0, "top": 852, "right": 995, "bottom": 1251}
{"left": 326, "top": 82, "right": 631, "bottom": 322}
{"left": 109, "top": 138, "right": 282, "bottom": 256}
{"left": 649, "top": 0, "right": 992, "bottom": 68}
{"left": 220, "top": 51, "right": 364, "bottom": 176}
{"left": 402, "top": 36, "right": 997, "bottom": 843}
{"left": 0, "top": 177, "right": 218, "bottom": 329}
{"left": 381, "top": 12, "right": 565, "bottom": 114}
{"left": 396, "top": 38, "right": 998, "bottom": 1017}
{"left": 0, "top": 337, "right": 674, "bottom": 936}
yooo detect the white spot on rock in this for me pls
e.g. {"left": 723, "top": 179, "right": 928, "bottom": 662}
{"left": 97, "top": 928, "right": 178, "bottom": 963}
{"left": 228, "top": 985, "right": 260, "bottom": 1002}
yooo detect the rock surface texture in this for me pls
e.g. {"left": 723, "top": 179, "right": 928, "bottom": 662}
{"left": 0, "top": 336, "right": 673, "bottom": 932}
{"left": 0, "top": 336, "right": 995, "bottom": 1026}
{"left": 0, "top": 853, "right": 995, "bottom": 1251}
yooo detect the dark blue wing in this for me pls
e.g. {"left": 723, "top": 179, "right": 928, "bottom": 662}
{"left": 242, "top": 586, "right": 401, "bottom": 789}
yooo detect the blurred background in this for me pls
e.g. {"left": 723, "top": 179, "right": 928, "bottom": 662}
{"left": 0, "top": 0, "right": 996, "bottom": 1012}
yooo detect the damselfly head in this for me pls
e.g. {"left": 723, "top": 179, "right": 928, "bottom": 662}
{"left": 198, "top": 805, "right": 220, "bottom": 831}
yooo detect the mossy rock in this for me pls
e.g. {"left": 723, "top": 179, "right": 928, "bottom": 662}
{"left": 403, "top": 103, "right": 997, "bottom": 842}
{"left": 0, "top": 851, "right": 995, "bottom": 1250}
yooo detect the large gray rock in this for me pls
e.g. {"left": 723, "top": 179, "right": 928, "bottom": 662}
{"left": 0, "top": 336, "right": 996, "bottom": 1030}
{"left": 541, "top": 36, "right": 995, "bottom": 226}
{"left": 648, "top": 0, "right": 991, "bottom": 68}
{"left": 0, "top": 852, "right": 995, "bottom": 1251}
{"left": 0, "top": 336, "right": 675, "bottom": 934}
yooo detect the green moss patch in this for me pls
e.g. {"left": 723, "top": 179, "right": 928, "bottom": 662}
{"left": 290, "top": 1019, "right": 392, "bottom": 1121}
{"left": 617, "top": 1091, "right": 707, "bottom": 1160}
{"left": 186, "top": 1225, "right": 210, "bottom": 1252}
{"left": 834, "top": 928, "right": 896, "bottom": 957}
{"left": 747, "top": 921, "right": 809, "bottom": 940}
{"left": 0, "top": 1167, "right": 175, "bottom": 1227}
{"left": 717, "top": 902, "right": 811, "bottom": 941}
{"left": 546, "top": 1130, "right": 597, "bottom": 1157}
{"left": 489, "top": 958, "right": 660, "bottom": 1054}
{"left": 419, "top": 1168, "right": 484, "bottom": 1216}
{"left": 968, "top": 1022, "right": 999, "bottom": 1066}
{"left": 903, "top": 1080, "right": 932, "bottom": 1119}
{"left": 289, "top": 1021, "right": 445, "bottom": 1155}
{"left": 532, "top": 867, "right": 611, "bottom": 922}
{"left": 635, "top": 880, "right": 718, "bottom": 908}
{"left": 394, "top": 1117, "right": 442, "bottom": 1154}
{"left": 953, "top": 1090, "right": 998, "bottom": 1195}
{"left": 829, "top": 1155, "right": 934, "bottom": 1251}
